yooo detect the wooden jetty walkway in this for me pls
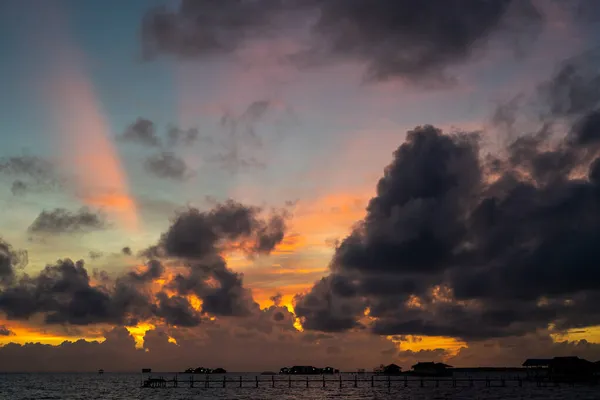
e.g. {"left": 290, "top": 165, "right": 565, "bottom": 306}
{"left": 141, "top": 375, "right": 596, "bottom": 389}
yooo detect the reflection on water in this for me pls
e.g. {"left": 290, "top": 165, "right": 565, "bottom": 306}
{"left": 0, "top": 372, "right": 598, "bottom": 400}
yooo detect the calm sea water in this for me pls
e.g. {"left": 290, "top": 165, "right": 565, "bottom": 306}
{"left": 0, "top": 372, "right": 599, "bottom": 400}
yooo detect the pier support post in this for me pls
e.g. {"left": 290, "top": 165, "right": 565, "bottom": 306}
{"left": 190, "top": 376, "right": 193, "bottom": 388}
{"left": 289, "top": 375, "right": 292, "bottom": 388}
{"left": 306, "top": 376, "right": 309, "bottom": 388}
{"left": 256, "top": 376, "right": 258, "bottom": 388}
{"left": 354, "top": 375, "right": 358, "bottom": 388}
{"left": 239, "top": 375, "right": 242, "bottom": 388}
{"left": 371, "top": 375, "right": 374, "bottom": 387}
{"left": 436, "top": 379, "right": 439, "bottom": 388}
{"left": 388, "top": 375, "right": 391, "bottom": 389}
{"left": 404, "top": 375, "right": 407, "bottom": 387}
{"left": 340, "top": 375, "right": 342, "bottom": 389}
{"left": 272, "top": 375, "right": 275, "bottom": 388}
{"left": 453, "top": 378, "right": 456, "bottom": 388}
{"left": 323, "top": 375, "right": 326, "bottom": 388}
{"left": 205, "top": 375, "right": 209, "bottom": 389}
{"left": 420, "top": 378, "right": 423, "bottom": 388}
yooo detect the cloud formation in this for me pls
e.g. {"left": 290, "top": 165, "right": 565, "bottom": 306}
{"left": 151, "top": 200, "right": 288, "bottom": 316}
{"left": 141, "top": 0, "right": 542, "bottom": 83}
{"left": 0, "top": 155, "right": 61, "bottom": 194}
{"left": 144, "top": 151, "right": 192, "bottom": 180}
{"left": 0, "top": 201, "right": 286, "bottom": 329}
{"left": 0, "top": 325, "right": 13, "bottom": 336}
{"left": 28, "top": 208, "right": 108, "bottom": 234}
{"left": 294, "top": 51, "right": 600, "bottom": 340}
{"left": 117, "top": 118, "right": 162, "bottom": 147}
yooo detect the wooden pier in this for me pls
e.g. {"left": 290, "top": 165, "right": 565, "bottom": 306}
{"left": 141, "top": 374, "right": 596, "bottom": 389}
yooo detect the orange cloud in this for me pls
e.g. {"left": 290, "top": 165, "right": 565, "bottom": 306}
{"left": 388, "top": 335, "right": 467, "bottom": 358}
{"left": 289, "top": 192, "right": 370, "bottom": 248}
{"left": 252, "top": 283, "right": 314, "bottom": 312}
{"left": 0, "top": 320, "right": 104, "bottom": 346}
{"left": 271, "top": 233, "right": 308, "bottom": 254}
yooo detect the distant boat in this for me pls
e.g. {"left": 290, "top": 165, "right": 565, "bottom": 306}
{"left": 98, "top": 369, "right": 104, "bottom": 374}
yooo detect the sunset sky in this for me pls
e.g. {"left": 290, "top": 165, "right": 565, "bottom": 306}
{"left": 3, "top": 0, "right": 600, "bottom": 372}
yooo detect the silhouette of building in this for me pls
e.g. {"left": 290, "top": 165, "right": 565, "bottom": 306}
{"left": 279, "top": 366, "right": 337, "bottom": 375}
{"left": 522, "top": 358, "right": 551, "bottom": 379}
{"left": 522, "top": 357, "right": 597, "bottom": 382}
{"left": 548, "top": 357, "right": 596, "bottom": 382}
{"left": 410, "top": 362, "right": 453, "bottom": 376}
{"left": 382, "top": 364, "right": 402, "bottom": 375}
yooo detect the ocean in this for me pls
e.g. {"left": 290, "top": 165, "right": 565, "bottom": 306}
{"left": 1, "top": 372, "right": 599, "bottom": 400}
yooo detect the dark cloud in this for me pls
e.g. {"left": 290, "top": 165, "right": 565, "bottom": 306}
{"left": 141, "top": 0, "right": 542, "bottom": 84}
{"left": 0, "top": 156, "right": 61, "bottom": 193}
{"left": 0, "top": 155, "right": 55, "bottom": 180}
{"left": 117, "top": 118, "right": 161, "bottom": 147}
{"left": 118, "top": 118, "right": 202, "bottom": 148}
{"left": 0, "top": 259, "right": 151, "bottom": 325}
{"left": 215, "top": 100, "right": 272, "bottom": 173}
{"left": 167, "top": 258, "right": 258, "bottom": 317}
{"left": 154, "top": 292, "right": 202, "bottom": 327}
{"left": 122, "top": 100, "right": 281, "bottom": 175}
{"left": 121, "top": 247, "right": 132, "bottom": 256}
{"left": 166, "top": 126, "right": 200, "bottom": 147}
{"left": 0, "top": 239, "right": 28, "bottom": 285}
{"left": 270, "top": 292, "right": 283, "bottom": 306}
{"left": 0, "top": 200, "right": 285, "bottom": 326}
{"left": 28, "top": 208, "right": 108, "bottom": 234}
{"left": 127, "top": 260, "right": 164, "bottom": 283}
{"left": 88, "top": 251, "right": 103, "bottom": 260}
{"left": 0, "top": 325, "right": 13, "bottom": 336}
{"left": 10, "top": 180, "right": 27, "bottom": 196}
{"left": 540, "top": 50, "right": 600, "bottom": 118}
{"left": 141, "top": 0, "right": 297, "bottom": 60}
{"left": 144, "top": 151, "right": 192, "bottom": 180}
{"left": 158, "top": 200, "right": 286, "bottom": 260}
{"left": 304, "top": 0, "right": 542, "bottom": 84}
{"left": 149, "top": 201, "right": 287, "bottom": 317}
{"left": 294, "top": 64, "right": 600, "bottom": 341}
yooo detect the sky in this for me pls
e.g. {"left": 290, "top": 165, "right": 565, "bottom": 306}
{"left": 3, "top": 0, "right": 600, "bottom": 372}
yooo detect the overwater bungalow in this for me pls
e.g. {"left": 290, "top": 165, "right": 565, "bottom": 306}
{"left": 279, "top": 366, "right": 337, "bottom": 375}
{"left": 523, "top": 356, "right": 597, "bottom": 382}
{"left": 410, "top": 362, "right": 453, "bottom": 377}
{"left": 522, "top": 358, "right": 551, "bottom": 379}
{"left": 548, "top": 357, "right": 596, "bottom": 382}
{"left": 382, "top": 363, "right": 402, "bottom": 375}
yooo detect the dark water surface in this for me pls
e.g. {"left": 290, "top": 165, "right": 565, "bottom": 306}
{"left": 1, "top": 372, "right": 599, "bottom": 400}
